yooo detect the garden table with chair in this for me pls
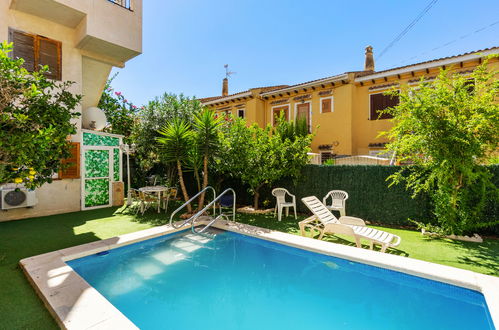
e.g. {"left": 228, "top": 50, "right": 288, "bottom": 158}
{"left": 138, "top": 186, "right": 169, "bottom": 213}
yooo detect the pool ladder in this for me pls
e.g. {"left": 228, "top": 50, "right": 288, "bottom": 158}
{"left": 169, "top": 186, "right": 236, "bottom": 238}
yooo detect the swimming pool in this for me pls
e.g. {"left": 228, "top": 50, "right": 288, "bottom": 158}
{"left": 67, "top": 229, "right": 494, "bottom": 330}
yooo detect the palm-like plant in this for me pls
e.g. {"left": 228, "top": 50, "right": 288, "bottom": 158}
{"left": 193, "top": 110, "right": 222, "bottom": 211}
{"left": 185, "top": 146, "right": 202, "bottom": 192}
{"left": 157, "top": 119, "right": 194, "bottom": 213}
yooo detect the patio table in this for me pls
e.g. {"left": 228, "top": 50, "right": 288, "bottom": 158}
{"left": 139, "top": 186, "right": 168, "bottom": 213}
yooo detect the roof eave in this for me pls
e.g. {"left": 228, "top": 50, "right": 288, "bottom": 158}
{"left": 260, "top": 73, "right": 349, "bottom": 97}
{"left": 201, "top": 91, "right": 253, "bottom": 106}
{"left": 355, "top": 49, "right": 498, "bottom": 82}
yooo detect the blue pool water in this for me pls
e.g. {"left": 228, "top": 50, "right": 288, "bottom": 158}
{"left": 68, "top": 230, "right": 494, "bottom": 330}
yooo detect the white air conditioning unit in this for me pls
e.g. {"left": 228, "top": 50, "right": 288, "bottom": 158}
{"left": 0, "top": 188, "right": 37, "bottom": 210}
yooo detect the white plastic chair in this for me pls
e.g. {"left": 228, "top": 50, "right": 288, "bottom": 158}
{"left": 323, "top": 190, "right": 349, "bottom": 217}
{"left": 272, "top": 188, "right": 297, "bottom": 221}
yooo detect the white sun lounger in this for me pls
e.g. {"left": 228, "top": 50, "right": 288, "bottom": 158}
{"left": 300, "top": 196, "right": 401, "bottom": 253}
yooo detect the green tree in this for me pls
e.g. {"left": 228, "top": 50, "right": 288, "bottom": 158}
{"left": 0, "top": 42, "right": 81, "bottom": 188}
{"left": 381, "top": 58, "right": 499, "bottom": 235}
{"left": 98, "top": 74, "right": 137, "bottom": 142}
{"left": 215, "top": 117, "right": 313, "bottom": 209}
{"left": 193, "top": 110, "right": 222, "bottom": 211}
{"left": 213, "top": 118, "right": 252, "bottom": 184}
{"left": 275, "top": 114, "right": 309, "bottom": 141}
{"left": 132, "top": 93, "right": 202, "bottom": 172}
{"left": 157, "top": 119, "right": 194, "bottom": 213}
{"left": 185, "top": 146, "right": 202, "bottom": 192}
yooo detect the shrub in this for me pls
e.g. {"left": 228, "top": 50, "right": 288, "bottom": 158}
{"left": 0, "top": 42, "right": 81, "bottom": 188}
{"left": 381, "top": 58, "right": 499, "bottom": 235}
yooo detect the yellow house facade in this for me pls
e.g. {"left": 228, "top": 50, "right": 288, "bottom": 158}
{"left": 200, "top": 46, "right": 499, "bottom": 162}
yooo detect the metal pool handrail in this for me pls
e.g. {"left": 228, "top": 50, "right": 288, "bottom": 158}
{"left": 190, "top": 188, "right": 236, "bottom": 235}
{"left": 169, "top": 186, "right": 216, "bottom": 228}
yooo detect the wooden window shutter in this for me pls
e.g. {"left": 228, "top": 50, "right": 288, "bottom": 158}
{"left": 11, "top": 30, "right": 36, "bottom": 72}
{"left": 37, "top": 37, "right": 62, "bottom": 80}
{"left": 379, "top": 94, "right": 398, "bottom": 120}
{"left": 370, "top": 93, "right": 398, "bottom": 120}
{"left": 60, "top": 142, "right": 80, "bottom": 179}
{"left": 296, "top": 103, "right": 311, "bottom": 132}
{"left": 322, "top": 98, "right": 331, "bottom": 113}
{"left": 370, "top": 93, "right": 382, "bottom": 120}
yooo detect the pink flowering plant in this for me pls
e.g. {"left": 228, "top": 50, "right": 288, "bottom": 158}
{"left": 98, "top": 73, "right": 138, "bottom": 142}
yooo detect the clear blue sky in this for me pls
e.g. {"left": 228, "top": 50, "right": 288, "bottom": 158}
{"left": 110, "top": 0, "right": 499, "bottom": 106}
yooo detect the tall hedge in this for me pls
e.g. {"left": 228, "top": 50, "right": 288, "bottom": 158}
{"left": 214, "top": 164, "right": 498, "bottom": 234}
{"left": 280, "top": 165, "right": 432, "bottom": 225}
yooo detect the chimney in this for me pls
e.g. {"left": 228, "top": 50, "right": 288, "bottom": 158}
{"left": 364, "top": 45, "right": 375, "bottom": 71}
{"left": 222, "top": 77, "right": 228, "bottom": 96}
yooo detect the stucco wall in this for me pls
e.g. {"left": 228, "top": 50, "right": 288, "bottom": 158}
{"left": 0, "top": 3, "right": 84, "bottom": 221}
{"left": 0, "top": 1, "right": 84, "bottom": 127}
{"left": 1, "top": 1, "right": 142, "bottom": 221}
{"left": 0, "top": 180, "right": 81, "bottom": 222}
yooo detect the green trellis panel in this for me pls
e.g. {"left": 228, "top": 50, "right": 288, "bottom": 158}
{"left": 84, "top": 150, "right": 109, "bottom": 178}
{"left": 113, "top": 148, "right": 120, "bottom": 182}
{"left": 82, "top": 131, "right": 123, "bottom": 209}
{"left": 83, "top": 132, "right": 119, "bottom": 147}
{"left": 84, "top": 149, "right": 110, "bottom": 208}
{"left": 85, "top": 179, "right": 110, "bottom": 207}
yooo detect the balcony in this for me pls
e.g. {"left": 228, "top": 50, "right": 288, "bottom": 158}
{"left": 10, "top": 0, "right": 142, "bottom": 65}
{"left": 108, "top": 0, "right": 132, "bottom": 10}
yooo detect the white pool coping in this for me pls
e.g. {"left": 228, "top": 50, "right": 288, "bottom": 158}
{"left": 20, "top": 218, "right": 499, "bottom": 329}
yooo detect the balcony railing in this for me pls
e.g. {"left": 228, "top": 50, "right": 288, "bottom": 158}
{"left": 108, "top": 0, "right": 132, "bottom": 10}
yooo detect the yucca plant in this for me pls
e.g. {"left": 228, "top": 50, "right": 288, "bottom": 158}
{"left": 193, "top": 110, "right": 222, "bottom": 211}
{"left": 185, "top": 146, "right": 202, "bottom": 192}
{"left": 157, "top": 119, "right": 194, "bottom": 213}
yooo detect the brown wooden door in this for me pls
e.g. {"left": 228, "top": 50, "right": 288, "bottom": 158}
{"left": 296, "top": 103, "right": 310, "bottom": 132}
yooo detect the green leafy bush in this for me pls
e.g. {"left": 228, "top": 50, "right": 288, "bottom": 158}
{"left": 0, "top": 42, "right": 81, "bottom": 188}
{"left": 132, "top": 93, "right": 202, "bottom": 173}
{"left": 214, "top": 117, "right": 313, "bottom": 209}
{"left": 381, "top": 57, "right": 499, "bottom": 235}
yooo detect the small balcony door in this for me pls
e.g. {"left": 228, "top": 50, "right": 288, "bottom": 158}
{"left": 296, "top": 102, "right": 311, "bottom": 132}
{"left": 272, "top": 105, "right": 289, "bottom": 125}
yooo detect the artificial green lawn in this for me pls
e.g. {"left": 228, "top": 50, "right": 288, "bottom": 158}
{"left": 0, "top": 205, "right": 498, "bottom": 329}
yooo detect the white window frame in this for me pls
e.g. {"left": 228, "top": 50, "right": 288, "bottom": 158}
{"left": 237, "top": 108, "right": 245, "bottom": 118}
{"left": 294, "top": 101, "right": 312, "bottom": 128}
{"left": 271, "top": 104, "right": 290, "bottom": 125}
{"left": 320, "top": 96, "right": 334, "bottom": 113}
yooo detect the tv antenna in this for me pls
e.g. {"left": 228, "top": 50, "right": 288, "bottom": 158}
{"left": 224, "top": 64, "right": 236, "bottom": 79}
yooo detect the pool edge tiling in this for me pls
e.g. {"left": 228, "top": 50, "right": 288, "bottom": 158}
{"left": 20, "top": 218, "right": 499, "bottom": 330}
